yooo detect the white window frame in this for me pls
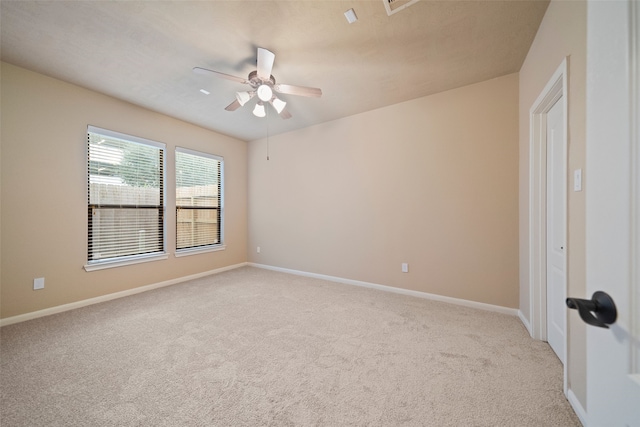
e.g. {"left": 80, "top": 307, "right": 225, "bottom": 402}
{"left": 175, "top": 147, "right": 225, "bottom": 257}
{"left": 84, "top": 126, "right": 167, "bottom": 271}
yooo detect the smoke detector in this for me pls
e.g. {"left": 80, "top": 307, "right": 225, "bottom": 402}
{"left": 383, "top": 0, "right": 420, "bottom": 16}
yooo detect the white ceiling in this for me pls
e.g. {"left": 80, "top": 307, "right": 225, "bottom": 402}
{"left": 1, "top": 0, "right": 549, "bottom": 142}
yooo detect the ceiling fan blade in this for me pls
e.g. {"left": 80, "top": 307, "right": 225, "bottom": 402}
{"left": 279, "top": 107, "right": 292, "bottom": 120}
{"left": 193, "top": 67, "right": 248, "bottom": 84}
{"left": 224, "top": 99, "right": 242, "bottom": 111}
{"left": 274, "top": 83, "right": 322, "bottom": 98}
{"left": 256, "top": 48, "right": 275, "bottom": 81}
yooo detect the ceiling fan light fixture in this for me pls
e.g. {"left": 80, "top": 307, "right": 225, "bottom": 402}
{"left": 271, "top": 97, "right": 287, "bottom": 114}
{"left": 195, "top": 47, "right": 322, "bottom": 122}
{"left": 257, "top": 84, "right": 273, "bottom": 102}
{"left": 253, "top": 102, "right": 266, "bottom": 118}
{"left": 235, "top": 91, "right": 255, "bottom": 106}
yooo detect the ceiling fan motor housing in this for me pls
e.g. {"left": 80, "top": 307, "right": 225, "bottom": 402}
{"left": 248, "top": 70, "right": 276, "bottom": 88}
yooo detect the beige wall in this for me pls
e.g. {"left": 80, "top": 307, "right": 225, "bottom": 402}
{"left": 248, "top": 73, "right": 519, "bottom": 308}
{"left": 518, "top": 0, "right": 587, "bottom": 409}
{"left": 0, "top": 62, "right": 248, "bottom": 319}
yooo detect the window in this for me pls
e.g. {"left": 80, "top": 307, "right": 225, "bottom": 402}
{"left": 86, "top": 126, "right": 166, "bottom": 270}
{"left": 175, "top": 147, "right": 223, "bottom": 254}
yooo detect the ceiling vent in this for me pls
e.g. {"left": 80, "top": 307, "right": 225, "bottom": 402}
{"left": 383, "top": 0, "right": 420, "bottom": 16}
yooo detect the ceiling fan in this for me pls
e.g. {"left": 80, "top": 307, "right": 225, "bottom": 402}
{"left": 193, "top": 47, "right": 322, "bottom": 119}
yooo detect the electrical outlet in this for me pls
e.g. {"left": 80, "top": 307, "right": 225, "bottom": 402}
{"left": 257, "top": 246, "right": 261, "bottom": 253}
{"left": 402, "top": 263, "right": 409, "bottom": 273}
{"left": 33, "top": 277, "right": 45, "bottom": 290}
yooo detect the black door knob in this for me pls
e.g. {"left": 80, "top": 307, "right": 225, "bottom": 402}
{"left": 566, "top": 291, "right": 617, "bottom": 328}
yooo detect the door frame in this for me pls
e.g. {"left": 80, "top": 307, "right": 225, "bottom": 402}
{"left": 632, "top": 0, "right": 640, "bottom": 382}
{"left": 528, "top": 58, "right": 568, "bottom": 393}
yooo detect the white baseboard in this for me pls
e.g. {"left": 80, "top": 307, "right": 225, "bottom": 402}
{"left": 567, "top": 388, "right": 587, "bottom": 426}
{"left": 518, "top": 310, "right": 533, "bottom": 336}
{"left": 249, "top": 263, "right": 519, "bottom": 316}
{"left": 0, "top": 262, "right": 248, "bottom": 327}
{"left": 2, "top": 261, "right": 519, "bottom": 327}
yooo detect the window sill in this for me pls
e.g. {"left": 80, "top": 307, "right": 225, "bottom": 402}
{"left": 175, "top": 245, "right": 226, "bottom": 258}
{"left": 84, "top": 253, "right": 168, "bottom": 272}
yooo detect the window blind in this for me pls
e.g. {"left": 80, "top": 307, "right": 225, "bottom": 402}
{"left": 176, "top": 147, "right": 223, "bottom": 251}
{"left": 87, "top": 126, "right": 165, "bottom": 263}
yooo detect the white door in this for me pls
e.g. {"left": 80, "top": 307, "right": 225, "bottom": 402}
{"left": 546, "top": 98, "right": 566, "bottom": 364}
{"left": 584, "top": 0, "right": 640, "bottom": 425}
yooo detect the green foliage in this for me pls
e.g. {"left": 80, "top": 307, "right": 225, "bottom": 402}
{"left": 120, "top": 143, "right": 162, "bottom": 188}
{"left": 88, "top": 132, "right": 162, "bottom": 189}
{"left": 176, "top": 152, "right": 219, "bottom": 188}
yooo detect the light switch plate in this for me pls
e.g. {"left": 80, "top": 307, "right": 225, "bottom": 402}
{"left": 574, "top": 169, "right": 583, "bottom": 192}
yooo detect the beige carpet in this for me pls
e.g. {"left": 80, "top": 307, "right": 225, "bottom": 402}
{"left": 1, "top": 266, "right": 580, "bottom": 426}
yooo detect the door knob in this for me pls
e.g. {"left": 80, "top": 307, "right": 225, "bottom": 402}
{"left": 566, "top": 291, "right": 617, "bottom": 328}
